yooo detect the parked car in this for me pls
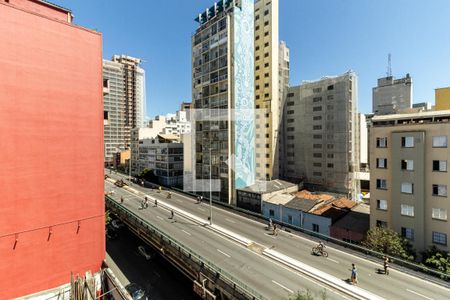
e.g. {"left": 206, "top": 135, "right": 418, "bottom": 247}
{"left": 111, "top": 219, "right": 125, "bottom": 230}
{"left": 138, "top": 245, "right": 154, "bottom": 260}
{"left": 125, "top": 283, "right": 148, "bottom": 300}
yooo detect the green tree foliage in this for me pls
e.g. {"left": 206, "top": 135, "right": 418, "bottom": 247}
{"left": 363, "top": 227, "right": 415, "bottom": 260}
{"left": 422, "top": 246, "right": 450, "bottom": 275}
{"left": 105, "top": 210, "right": 111, "bottom": 226}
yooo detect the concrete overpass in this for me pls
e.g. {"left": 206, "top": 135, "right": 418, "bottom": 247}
{"left": 105, "top": 172, "right": 450, "bottom": 300}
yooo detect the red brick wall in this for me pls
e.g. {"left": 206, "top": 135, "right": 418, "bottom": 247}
{"left": 330, "top": 226, "right": 365, "bottom": 243}
{"left": 0, "top": 3, "right": 104, "bottom": 298}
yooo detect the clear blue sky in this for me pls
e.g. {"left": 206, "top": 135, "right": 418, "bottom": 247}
{"left": 53, "top": 0, "right": 450, "bottom": 116}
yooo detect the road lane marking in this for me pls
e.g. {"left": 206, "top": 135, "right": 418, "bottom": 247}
{"left": 271, "top": 280, "right": 293, "bottom": 294}
{"left": 217, "top": 249, "right": 231, "bottom": 258}
{"left": 182, "top": 230, "right": 191, "bottom": 236}
{"left": 326, "top": 258, "right": 339, "bottom": 264}
{"left": 156, "top": 216, "right": 164, "bottom": 221}
{"left": 406, "top": 289, "right": 434, "bottom": 300}
{"left": 198, "top": 207, "right": 205, "bottom": 212}
{"left": 225, "top": 218, "right": 236, "bottom": 224}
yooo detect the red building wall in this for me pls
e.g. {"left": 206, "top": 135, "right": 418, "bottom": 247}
{"left": 0, "top": 2, "right": 104, "bottom": 298}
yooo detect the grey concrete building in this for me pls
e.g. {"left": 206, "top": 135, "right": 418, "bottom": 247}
{"left": 281, "top": 71, "right": 360, "bottom": 199}
{"left": 103, "top": 55, "right": 145, "bottom": 165}
{"left": 370, "top": 110, "right": 450, "bottom": 252}
{"left": 132, "top": 134, "right": 184, "bottom": 187}
{"left": 372, "top": 74, "right": 412, "bottom": 115}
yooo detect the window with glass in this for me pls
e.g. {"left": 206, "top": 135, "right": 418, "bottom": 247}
{"left": 432, "top": 136, "right": 448, "bottom": 148}
{"left": 433, "top": 160, "right": 447, "bottom": 172}
{"left": 432, "top": 184, "right": 447, "bottom": 197}
{"left": 376, "top": 220, "right": 387, "bottom": 228}
{"left": 376, "top": 137, "right": 387, "bottom": 148}
{"left": 432, "top": 232, "right": 447, "bottom": 245}
{"left": 401, "top": 159, "right": 414, "bottom": 171}
{"left": 401, "top": 182, "right": 414, "bottom": 194}
{"left": 377, "top": 199, "right": 387, "bottom": 210}
{"left": 376, "top": 179, "right": 387, "bottom": 190}
{"left": 401, "top": 136, "right": 414, "bottom": 148}
{"left": 401, "top": 204, "right": 415, "bottom": 217}
{"left": 312, "top": 224, "right": 319, "bottom": 232}
{"left": 376, "top": 158, "right": 387, "bottom": 169}
{"left": 401, "top": 227, "right": 414, "bottom": 240}
{"left": 432, "top": 208, "right": 448, "bottom": 220}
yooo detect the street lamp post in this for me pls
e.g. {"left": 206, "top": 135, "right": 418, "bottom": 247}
{"left": 209, "top": 146, "right": 213, "bottom": 225}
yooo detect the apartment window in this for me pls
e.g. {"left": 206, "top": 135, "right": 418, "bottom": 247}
{"left": 376, "top": 179, "right": 387, "bottom": 190}
{"left": 313, "top": 144, "right": 322, "bottom": 149}
{"left": 255, "top": 26, "right": 260, "bottom": 31}
{"left": 313, "top": 88, "right": 322, "bottom": 93}
{"left": 265, "top": 144, "right": 270, "bottom": 148}
{"left": 256, "top": 75, "right": 260, "bottom": 80}
{"left": 264, "top": 52, "right": 269, "bottom": 58}
{"left": 376, "top": 137, "right": 387, "bottom": 148}
{"left": 432, "top": 184, "right": 447, "bottom": 197}
{"left": 313, "top": 116, "right": 322, "bottom": 121}
{"left": 401, "top": 227, "right": 415, "bottom": 240}
{"left": 433, "top": 160, "right": 447, "bottom": 172}
{"left": 287, "top": 136, "right": 294, "bottom": 140}
{"left": 264, "top": 42, "right": 269, "bottom": 47}
{"left": 287, "top": 110, "right": 294, "bottom": 115}
{"left": 256, "top": 56, "right": 260, "bottom": 61}
{"left": 313, "top": 153, "right": 322, "bottom": 158}
{"left": 327, "top": 163, "right": 334, "bottom": 168}
{"left": 264, "top": 73, "right": 269, "bottom": 77}
{"left": 376, "top": 220, "right": 388, "bottom": 228}
{"left": 313, "top": 163, "right": 322, "bottom": 167}
{"left": 401, "top": 136, "right": 414, "bottom": 148}
{"left": 432, "top": 232, "right": 447, "bottom": 245}
{"left": 401, "top": 204, "right": 415, "bottom": 217}
{"left": 264, "top": 63, "right": 269, "bottom": 68}
{"left": 264, "top": 10, "right": 269, "bottom": 16}
{"left": 255, "top": 15, "right": 260, "bottom": 21}
{"left": 269, "top": 209, "right": 275, "bottom": 217}
{"left": 287, "top": 92, "right": 295, "bottom": 97}
{"left": 313, "top": 135, "right": 322, "bottom": 139}
{"left": 433, "top": 136, "right": 448, "bottom": 148}
{"left": 432, "top": 208, "right": 448, "bottom": 221}
{"left": 313, "top": 97, "right": 322, "bottom": 103}
{"left": 401, "top": 159, "right": 414, "bottom": 171}
{"left": 401, "top": 182, "right": 414, "bottom": 194}
{"left": 313, "top": 106, "right": 322, "bottom": 112}
{"left": 327, "top": 153, "right": 334, "bottom": 159}
{"left": 287, "top": 118, "right": 295, "bottom": 123}
{"left": 313, "top": 171, "right": 322, "bottom": 176}
{"left": 264, "top": 31, "right": 269, "bottom": 37}
{"left": 287, "top": 152, "right": 295, "bottom": 157}
{"left": 312, "top": 224, "right": 319, "bottom": 232}
{"left": 327, "top": 105, "right": 334, "bottom": 110}
{"left": 255, "top": 65, "right": 260, "bottom": 71}
{"left": 287, "top": 215, "right": 293, "bottom": 224}
{"left": 327, "top": 95, "right": 334, "bottom": 100}
{"left": 327, "top": 144, "right": 334, "bottom": 150}
{"left": 255, "top": 35, "right": 260, "bottom": 41}
{"left": 376, "top": 199, "right": 387, "bottom": 210}
{"left": 327, "top": 85, "right": 334, "bottom": 90}
{"left": 256, "top": 85, "right": 260, "bottom": 90}
{"left": 287, "top": 101, "right": 295, "bottom": 107}
{"left": 264, "top": 20, "right": 269, "bottom": 26}
{"left": 313, "top": 125, "right": 322, "bottom": 130}
{"left": 376, "top": 158, "right": 387, "bottom": 169}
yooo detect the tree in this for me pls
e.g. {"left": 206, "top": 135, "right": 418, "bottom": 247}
{"left": 105, "top": 210, "right": 112, "bottom": 226}
{"left": 363, "top": 227, "right": 415, "bottom": 260}
{"left": 422, "top": 246, "right": 450, "bottom": 275}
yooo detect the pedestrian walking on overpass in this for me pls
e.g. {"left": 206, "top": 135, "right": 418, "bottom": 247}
{"left": 350, "top": 264, "right": 358, "bottom": 285}
{"left": 144, "top": 196, "right": 149, "bottom": 208}
{"left": 170, "top": 210, "right": 174, "bottom": 219}
{"left": 120, "top": 196, "right": 124, "bottom": 204}
{"left": 154, "top": 199, "right": 158, "bottom": 207}
{"left": 383, "top": 256, "right": 389, "bottom": 275}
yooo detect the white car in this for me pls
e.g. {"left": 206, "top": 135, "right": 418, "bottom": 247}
{"left": 138, "top": 246, "right": 153, "bottom": 260}
{"left": 111, "top": 219, "right": 125, "bottom": 230}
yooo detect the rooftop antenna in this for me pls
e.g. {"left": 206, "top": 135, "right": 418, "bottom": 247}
{"left": 386, "top": 53, "right": 392, "bottom": 77}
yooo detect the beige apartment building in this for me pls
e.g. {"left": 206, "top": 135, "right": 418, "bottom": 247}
{"left": 254, "top": 0, "right": 289, "bottom": 181}
{"left": 370, "top": 110, "right": 450, "bottom": 252}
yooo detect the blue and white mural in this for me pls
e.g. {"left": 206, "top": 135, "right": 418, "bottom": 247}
{"left": 233, "top": 0, "right": 255, "bottom": 189}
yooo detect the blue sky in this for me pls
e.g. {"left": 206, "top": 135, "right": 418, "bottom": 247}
{"left": 53, "top": 0, "right": 450, "bottom": 116}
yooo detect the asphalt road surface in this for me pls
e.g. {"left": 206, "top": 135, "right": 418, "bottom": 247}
{"left": 105, "top": 171, "right": 450, "bottom": 300}
{"left": 106, "top": 227, "right": 200, "bottom": 300}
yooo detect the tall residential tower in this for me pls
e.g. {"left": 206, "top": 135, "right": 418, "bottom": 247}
{"left": 103, "top": 55, "right": 145, "bottom": 165}
{"left": 373, "top": 74, "right": 412, "bottom": 115}
{"left": 191, "top": 0, "right": 255, "bottom": 204}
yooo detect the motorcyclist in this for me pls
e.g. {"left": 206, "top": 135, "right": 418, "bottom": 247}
{"left": 317, "top": 241, "right": 325, "bottom": 253}
{"left": 167, "top": 192, "right": 172, "bottom": 199}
